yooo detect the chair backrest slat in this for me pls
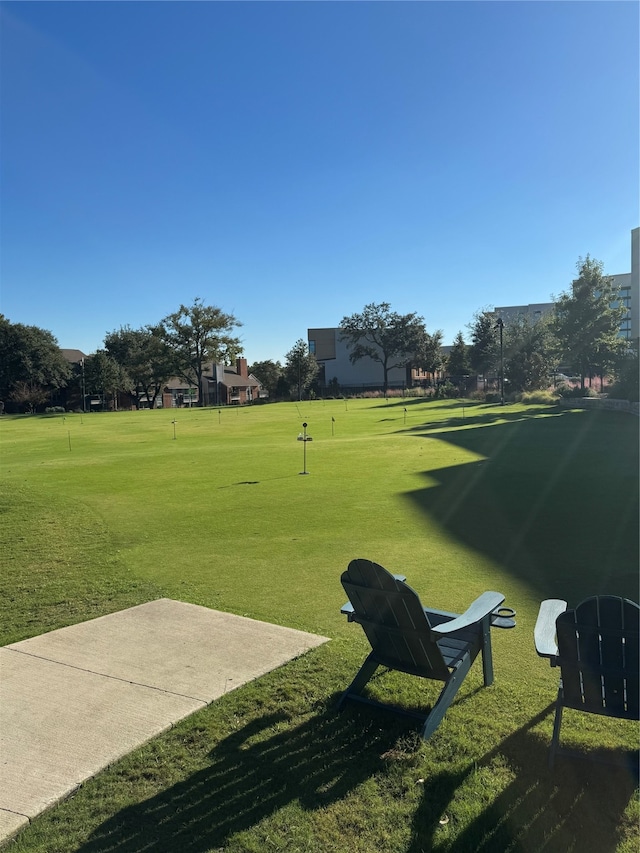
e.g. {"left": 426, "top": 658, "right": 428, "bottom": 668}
{"left": 556, "top": 595, "right": 640, "bottom": 719}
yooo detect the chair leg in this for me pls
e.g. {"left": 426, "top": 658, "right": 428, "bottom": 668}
{"left": 338, "top": 653, "right": 380, "bottom": 710}
{"left": 421, "top": 656, "right": 472, "bottom": 740}
{"left": 480, "top": 614, "right": 494, "bottom": 686}
{"left": 549, "top": 691, "right": 563, "bottom": 770}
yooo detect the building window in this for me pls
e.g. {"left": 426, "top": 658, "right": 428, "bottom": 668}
{"left": 309, "top": 340, "right": 316, "bottom": 354}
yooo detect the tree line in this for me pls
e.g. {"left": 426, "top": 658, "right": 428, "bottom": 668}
{"left": 0, "top": 298, "right": 321, "bottom": 411}
{"left": 1, "top": 255, "right": 637, "bottom": 412}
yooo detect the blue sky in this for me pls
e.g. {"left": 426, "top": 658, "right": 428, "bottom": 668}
{"left": 1, "top": 1, "right": 638, "bottom": 363}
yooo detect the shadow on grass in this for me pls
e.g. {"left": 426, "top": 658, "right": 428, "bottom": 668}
{"left": 408, "top": 705, "right": 638, "bottom": 853}
{"left": 402, "top": 408, "right": 639, "bottom": 602}
{"left": 74, "top": 699, "right": 637, "bottom": 853}
{"left": 76, "top": 701, "right": 404, "bottom": 853}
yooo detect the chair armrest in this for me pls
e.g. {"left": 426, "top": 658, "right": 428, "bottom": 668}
{"left": 534, "top": 599, "right": 567, "bottom": 661}
{"left": 430, "top": 591, "right": 505, "bottom": 636}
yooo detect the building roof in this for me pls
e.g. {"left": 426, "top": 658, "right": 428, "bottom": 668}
{"left": 164, "top": 365, "right": 262, "bottom": 391}
{"left": 61, "top": 349, "right": 86, "bottom": 364}
{"left": 219, "top": 368, "right": 259, "bottom": 389}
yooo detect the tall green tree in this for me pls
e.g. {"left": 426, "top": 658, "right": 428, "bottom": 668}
{"left": 159, "top": 298, "right": 242, "bottom": 406}
{"left": 0, "top": 315, "right": 70, "bottom": 408}
{"left": 284, "top": 340, "right": 318, "bottom": 401}
{"left": 248, "top": 359, "right": 283, "bottom": 400}
{"left": 553, "top": 256, "right": 627, "bottom": 390}
{"left": 503, "top": 316, "right": 558, "bottom": 393}
{"left": 414, "top": 329, "right": 444, "bottom": 385}
{"left": 468, "top": 310, "right": 499, "bottom": 388}
{"left": 446, "top": 331, "right": 471, "bottom": 382}
{"left": 105, "top": 325, "right": 175, "bottom": 409}
{"left": 339, "top": 302, "right": 426, "bottom": 394}
{"left": 84, "top": 350, "right": 132, "bottom": 410}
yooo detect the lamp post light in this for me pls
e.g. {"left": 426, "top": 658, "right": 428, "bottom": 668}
{"left": 495, "top": 317, "right": 504, "bottom": 406}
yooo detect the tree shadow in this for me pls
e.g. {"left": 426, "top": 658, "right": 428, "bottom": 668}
{"left": 401, "top": 408, "right": 639, "bottom": 602}
{"left": 408, "top": 706, "right": 638, "bottom": 853}
{"left": 76, "top": 700, "right": 406, "bottom": 853}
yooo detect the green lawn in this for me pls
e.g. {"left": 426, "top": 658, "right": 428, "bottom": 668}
{"left": 1, "top": 399, "right": 638, "bottom": 852}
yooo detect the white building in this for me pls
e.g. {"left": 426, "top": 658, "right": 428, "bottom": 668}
{"left": 307, "top": 327, "right": 413, "bottom": 390}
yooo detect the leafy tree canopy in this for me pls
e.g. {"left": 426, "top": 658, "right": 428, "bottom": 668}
{"left": 105, "top": 325, "right": 175, "bottom": 409}
{"left": 339, "top": 302, "right": 426, "bottom": 392}
{"left": 468, "top": 310, "right": 499, "bottom": 380}
{"left": 248, "top": 359, "right": 283, "bottom": 399}
{"left": 284, "top": 340, "right": 318, "bottom": 401}
{"left": 159, "top": 298, "right": 242, "bottom": 406}
{"left": 447, "top": 331, "right": 471, "bottom": 379}
{"left": 84, "top": 350, "right": 132, "bottom": 409}
{"left": 414, "top": 329, "right": 444, "bottom": 376}
{"left": 552, "top": 256, "right": 627, "bottom": 388}
{"left": 0, "top": 315, "right": 70, "bottom": 403}
{"left": 503, "top": 315, "right": 558, "bottom": 393}
{"left": 609, "top": 343, "right": 639, "bottom": 402}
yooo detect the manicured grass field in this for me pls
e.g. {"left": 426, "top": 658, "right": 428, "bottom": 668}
{"left": 1, "top": 399, "right": 638, "bottom": 852}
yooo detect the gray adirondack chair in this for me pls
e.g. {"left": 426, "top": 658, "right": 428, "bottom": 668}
{"left": 339, "top": 558, "right": 514, "bottom": 740}
{"left": 534, "top": 595, "right": 640, "bottom": 767}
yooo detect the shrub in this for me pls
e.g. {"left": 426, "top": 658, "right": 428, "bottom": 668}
{"left": 554, "top": 382, "right": 573, "bottom": 397}
{"left": 434, "top": 381, "right": 459, "bottom": 399}
{"left": 44, "top": 406, "right": 66, "bottom": 414}
{"left": 609, "top": 355, "right": 640, "bottom": 402}
{"left": 484, "top": 391, "right": 502, "bottom": 403}
{"left": 556, "top": 384, "right": 600, "bottom": 399}
{"left": 519, "top": 390, "right": 559, "bottom": 405}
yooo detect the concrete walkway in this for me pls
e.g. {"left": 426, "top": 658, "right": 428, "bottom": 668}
{"left": 0, "top": 599, "right": 328, "bottom": 846}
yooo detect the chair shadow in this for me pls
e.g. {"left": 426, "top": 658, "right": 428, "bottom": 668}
{"left": 76, "top": 700, "right": 405, "bottom": 853}
{"left": 407, "top": 706, "right": 638, "bottom": 853}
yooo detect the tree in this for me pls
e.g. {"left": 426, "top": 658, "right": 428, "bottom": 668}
{"left": 468, "top": 310, "right": 499, "bottom": 388}
{"left": 248, "top": 359, "right": 283, "bottom": 400}
{"left": 609, "top": 342, "right": 639, "bottom": 402}
{"left": 159, "top": 299, "right": 242, "bottom": 406}
{"left": 105, "top": 325, "right": 175, "bottom": 409}
{"left": 0, "top": 315, "right": 70, "bottom": 408}
{"left": 83, "top": 350, "right": 131, "bottom": 410}
{"left": 8, "top": 381, "right": 50, "bottom": 413}
{"left": 553, "top": 256, "right": 627, "bottom": 390}
{"left": 446, "top": 331, "right": 471, "bottom": 382}
{"left": 284, "top": 340, "right": 318, "bottom": 401}
{"left": 414, "top": 329, "right": 444, "bottom": 385}
{"left": 503, "top": 315, "right": 558, "bottom": 393}
{"left": 339, "top": 303, "right": 426, "bottom": 394}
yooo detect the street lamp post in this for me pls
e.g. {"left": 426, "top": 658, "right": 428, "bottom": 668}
{"left": 495, "top": 317, "right": 504, "bottom": 406}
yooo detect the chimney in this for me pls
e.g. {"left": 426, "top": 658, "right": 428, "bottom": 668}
{"left": 236, "top": 357, "right": 248, "bottom": 378}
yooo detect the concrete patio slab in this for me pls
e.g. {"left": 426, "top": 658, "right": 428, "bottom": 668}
{"left": 0, "top": 599, "right": 328, "bottom": 847}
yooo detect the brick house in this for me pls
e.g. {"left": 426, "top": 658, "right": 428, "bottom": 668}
{"left": 162, "top": 358, "right": 265, "bottom": 407}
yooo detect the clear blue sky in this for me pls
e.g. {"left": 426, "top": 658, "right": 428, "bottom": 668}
{"left": 1, "top": 1, "right": 638, "bottom": 363}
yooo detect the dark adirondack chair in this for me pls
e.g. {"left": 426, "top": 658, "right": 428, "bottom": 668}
{"left": 339, "top": 558, "right": 515, "bottom": 740}
{"left": 534, "top": 595, "right": 640, "bottom": 767}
